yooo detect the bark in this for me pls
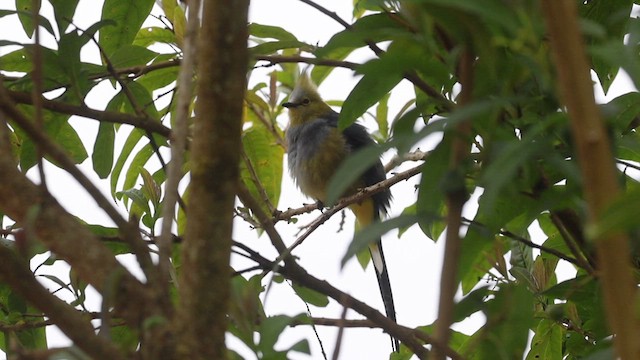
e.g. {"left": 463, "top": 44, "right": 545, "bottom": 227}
{"left": 174, "top": 0, "right": 249, "bottom": 358}
{"left": 541, "top": 1, "right": 640, "bottom": 358}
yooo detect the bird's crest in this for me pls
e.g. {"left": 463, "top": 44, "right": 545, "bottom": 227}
{"left": 289, "top": 71, "right": 320, "bottom": 104}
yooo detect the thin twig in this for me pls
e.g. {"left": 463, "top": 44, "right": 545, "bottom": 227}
{"left": 331, "top": 306, "right": 349, "bottom": 360}
{"left": 271, "top": 164, "right": 422, "bottom": 264}
{"left": 236, "top": 183, "right": 439, "bottom": 358}
{"left": 296, "top": 0, "right": 453, "bottom": 110}
{"left": 273, "top": 160, "right": 423, "bottom": 223}
{"left": 156, "top": 0, "right": 200, "bottom": 301}
{"left": 254, "top": 55, "right": 359, "bottom": 70}
{"left": 433, "top": 48, "right": 474, "bottom": 360}
{"left": 30, "top": 0, "right": 47, "bottom": 191}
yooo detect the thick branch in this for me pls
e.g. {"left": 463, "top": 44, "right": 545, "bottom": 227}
{"left": 174, "top": 1, "right": 249, "bottom": 359}
{"left": 541, "top": 1, "right": 640, "bottom": 358}
{"left": 0, "top": 116, "right": 152, "bottom": 329}
{"left": 0, "top": 246, "right": 124, "bottom": 359}
{"left": 237, "top": 181, "right": 447, "bottom": 358}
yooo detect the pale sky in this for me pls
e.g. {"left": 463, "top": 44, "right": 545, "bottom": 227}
{"left": 0, "top": 1, "right": 637, "bottom": 359}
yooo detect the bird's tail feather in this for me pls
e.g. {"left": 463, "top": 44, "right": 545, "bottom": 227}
{"left": 369, "top": 241, "right": 399, "bottom": 352}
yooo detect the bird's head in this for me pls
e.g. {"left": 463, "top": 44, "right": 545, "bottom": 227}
{"left": 283, "top": 73, "right": 333, "bottom": 126}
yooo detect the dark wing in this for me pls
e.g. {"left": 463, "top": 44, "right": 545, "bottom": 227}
{"left": 325, "top": 113, "right": 391, "bottom": 217}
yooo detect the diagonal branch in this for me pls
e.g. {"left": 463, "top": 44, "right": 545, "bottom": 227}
{"left": 8, "top": 90, "right": 171, "bottom": 137}
{"left": 0, "top": 82, "right": 156, "bottom": 293}
{"left": 0, "top": 245, "right": 124, "bottom": 360}
{"left": 296, "top": 0, "right": 453, "bottom": 110}
{"left": 0, "top": 113, "right": 153, "bottom": 329}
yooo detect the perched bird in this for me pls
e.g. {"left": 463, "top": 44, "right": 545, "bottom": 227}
{"left": 283, "top": 72, "right": 398, "bottom": 351}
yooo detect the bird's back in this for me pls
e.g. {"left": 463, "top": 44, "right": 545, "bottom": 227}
{"left": 286, "top": 111, "right": 391, "bottom": 215}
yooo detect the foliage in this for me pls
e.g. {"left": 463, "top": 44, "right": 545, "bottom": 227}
{"left": 0, "top": 0, "right": 639, "bottom": 359}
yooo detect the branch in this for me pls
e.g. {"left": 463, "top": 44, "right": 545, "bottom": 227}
{"left": 433, "top": 48, "right": 474, "bottom": 360}
{"left": 156, "top": 0, "right": 199, "bottom": 308}
{"left": 237, "top": 178, "right": 448, "bottom": 359}
{"left": 174, "top": 1, "right": 249, "bottom": 359}
{"left": 296, "top": 0, "right": 453, "bottom": 110}
{"left": 8, "top": 90, "right": 171, "bottom": 137}
{"left": 0, "top": 243, "right": 124, "bottom": 359}
{"left": 542, "top": 1, "right": 640, "bottom": 358}
{"left": 254, "top": 55, "right": 359, "bottom": 70}
{"left": 0, "top": 105, "right": 154, "bottom": 330}
{"left": 274, "top": 161, "right": 423, "bottom": 224}
{"left": 30, "top": 0, "right": 47, "bottom": 191}
{"left": 499, "top": 230, "right": 581, "bottom": 267}
{"left": 0, "top": 82, "right": 157, "bottom": 298}
{"left": 232, "top": 239, "right": 463, "bottom": 359}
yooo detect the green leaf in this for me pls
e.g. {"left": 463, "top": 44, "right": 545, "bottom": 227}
{"left": 337, "top": 58, "right": 403, "bottom": 130}
{"left": 467, "top": 284, "right": 533, "bottom": 359}
{"left": 416, "top": 137, "right": 450, "bottom": 240}
{"left": 0, "top": 285, "right": 48, "bottom": 351}
{"left": 123, "top": 81, "right": 161, "bottom": 120}
{"left": 580, "top": 0, "right": 633, "bottom": 93}
{"left": 135, "top": 59, "right": 179, "bottom": 92}
{"left": 315, "top": 13, "right": 406, "bottom": 58}
{"left": 109, "top": 45, "right": 158, "bottom": 68}
{"left": 110, "top": 326, "right": 139, "bottom": 351}
{"left": 57, "top": 20, "right": 114, "bottom": 101}
{"left": 118, "top": 187, "right": 151, "bottom": 216}
{"left": 525, "top": 319, "right": 563, "bottom": 360}
{"left": 1, "top": 8, "right": 54, "bottom": 39}
{"left": 55, "top": 120, "right": 88, "bottom": 164}
{"left": 258, "top": 315, "right": 300, "bottom": 354}
{"left": 288, "top": 339, "right": 311, "bottom": 355}
{"left": 99, "top": 0, "right": 155, "bottom": 57}
{"left": 16, "top": 109, "right": 87, "bottom": 171}
{"left": 291, "top": 284, "right": 329, "bottom": 307}
{"left": 15, "top": 0, "right": 41, "bottom": 37}
{"left": 602, "top": 92, "right": 640, "bottom": 135}
{"left": 229, "top": 275, "right": 265, "bottom": 349}
{"left": 93, "top": 122, "right": 115, "bottom": 178}
{"left": 0, "top": 48, "right": 31, "bottom": 73}
{"left": 459, "top": 191, "right": 537, "bottom": 294}
{"left": 133, "top": 26, "right": 177, "bottom": 47}
{"left": 140, "top": 167, "right": 161, "bottom": 208}
{"left": 310, "top": 47, "right": 352, "bottom": 85}
{"left": 111, "top": 128, "right": 144, "bottom": 197}
{"left": 249, "top": 40, "right": 312, "bottom": 56}
{"left": 375, "top": 92, "right": 390, "bottom": 139}
{"left": 177, "top": 184, "right": 189, "bottom": 235}
{"left": 121, "top": 146, "right": 154, "bottom": 202}
{"left": 452, "top": 286, "right": 492, "bottom": 323}
{"left": 240, "top": 117, "right": 284, "bottom": 217}
{"left": 249, "top": 23, "right": 297, "bottom": 41}
{"left": 588, "top": 188, "right": 640, "bottom": 239}
{"left": 50, "top": 0, "right": 79, "bottom": 34}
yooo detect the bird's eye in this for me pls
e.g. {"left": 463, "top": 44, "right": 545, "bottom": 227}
{"left": 301, "top": 98, "right": 310, "bottom": 105}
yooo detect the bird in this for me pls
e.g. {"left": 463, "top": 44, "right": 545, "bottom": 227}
{"left": 283, "top": 72, "right": 399, "bottom": 352}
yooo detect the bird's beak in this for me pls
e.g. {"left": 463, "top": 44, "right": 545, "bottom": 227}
{"left": 282, "top": 102, "right": 296, "bottom": 108}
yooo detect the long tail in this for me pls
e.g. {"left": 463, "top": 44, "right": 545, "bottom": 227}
{"left": 369, "top": 240, "right": 399, "bottom": 352}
